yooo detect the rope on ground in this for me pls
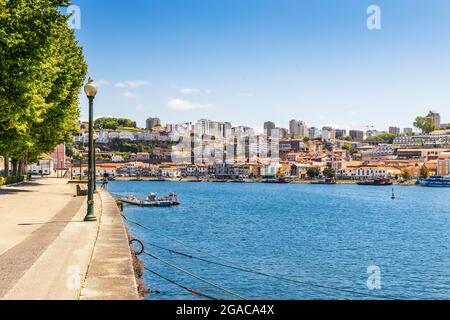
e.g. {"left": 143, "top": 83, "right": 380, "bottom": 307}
{"left": 145, "top": 267, "right": 218, "bottom": 300}
{"left": 143, "top": 250, "right": 248, "bottom": 300}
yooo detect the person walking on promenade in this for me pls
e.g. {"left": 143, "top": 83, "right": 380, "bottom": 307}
{"left": 101, "top": 176, "right": 109, "bottom": 190}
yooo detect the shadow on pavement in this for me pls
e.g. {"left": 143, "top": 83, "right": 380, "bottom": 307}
{"left": 0, "top": 189, "right": 33, "bottom": 195}
{"left": 18, "top": 220, "right": 85, "bottom": 226}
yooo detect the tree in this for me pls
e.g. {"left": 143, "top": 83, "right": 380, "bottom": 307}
{"left": 365, "top": 133, "right": 397, "bottom": 144}
{"left": 307, "top": 167, "right": 320, "bottom": 179}
{"left": 342, "top": 143, "right": 357, "bottom": 156}
{"left": 303, "top": 136, "right": 311, "bottom": 143}
{"left": 0, "top": 0, "right": 87, "bottom": 175}
{"left": 94, "top": 117, "right": 137, "bottom": 130}
{"left": 419, "top": 164, "right": 429, "bottom": 179}
{"left": 343, "top": 136, "right": 353, "bottom": 141}
{"left": 414, "top": 116, "right": 435, "bottom": 134}
{"left": 401, "top": 168, "right": 412, "bottom": 180}
{"left": 323, "top": 167, "right": 336, "bottom": 179}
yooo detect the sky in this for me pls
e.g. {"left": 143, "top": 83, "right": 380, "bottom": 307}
{"left": 72, "top": 0, "right": 450, "bottom": 131}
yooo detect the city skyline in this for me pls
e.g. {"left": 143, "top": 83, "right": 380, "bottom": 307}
{"left": 75, "top": 0, "right": 450, "bottom": 130}
{"left": 92, "top": 109, "right": 444, "bottom": 136}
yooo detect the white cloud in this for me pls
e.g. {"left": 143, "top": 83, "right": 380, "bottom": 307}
{"left": 97, "top": 79, "right": 110, "bottom": 87}
{"left": 115, "top": 80, "right": 151, "bottom": 88}
{"left": 167, "top": 98, "right": 210, "bottom": 111}
{"left": 180, "top": 87, "right": 200, "bottom": 95}
{"left": 136, "top": 104, "right": 145, "bottom": 111}
{"left": 123, "top": 91, "right": 138, "bottom": 98}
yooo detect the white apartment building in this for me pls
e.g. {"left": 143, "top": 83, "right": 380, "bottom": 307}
{"left": 356, "top": 166, "right": 401, "bottom": 178}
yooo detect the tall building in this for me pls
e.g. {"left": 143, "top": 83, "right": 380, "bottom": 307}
{"left": 264, "top": 121, "right": 276, "bottom": 137}
{"left": 335, "top": 129, "right": 347, "bottom": 139}
{"left": 427, "top": 111, "right": 441, "bottom": 129}
{"left": 349, "top": 130, "right": 365, "bottom": 142}
{"left": 321, "top": 126, "right": 336, "bottom": 141}
{"left": 277, "top": 128, "right": 289, "bottom": 139}
{"left": 289, "top": 120, "right": 308, "bottom": 137}
{"left": 309, "top": 127, "right": 320, "bottom": 139}
{"left": 389, "top": 127, "right": 401, "bottom": 135}
{"left": 146, "top": 117, "right": 161, "bottom": 131}
{"left": 221, "top": 122, "right": 232, "bottom": 138}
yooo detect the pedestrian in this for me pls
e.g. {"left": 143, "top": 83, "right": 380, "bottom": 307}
{"left": 101, "top": 176, "right": 109, "bottom": 190}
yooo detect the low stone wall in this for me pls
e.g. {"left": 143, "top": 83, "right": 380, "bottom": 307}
{"left": 80, "top": 190, "right": 139, "bottom": 300}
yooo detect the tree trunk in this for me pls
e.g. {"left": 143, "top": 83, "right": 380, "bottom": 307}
{"left": 11, "top": 159, "right": 18, "bottom": 176}
{"left": 4, "top": 158, "right": 9, "bottom": 177}
{"left": 18, "top": 158, "right": 24, "bottom": 176}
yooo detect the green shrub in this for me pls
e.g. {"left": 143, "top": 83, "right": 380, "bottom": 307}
{"left": 1, "top": 176, "right": 26, "bottom": 186}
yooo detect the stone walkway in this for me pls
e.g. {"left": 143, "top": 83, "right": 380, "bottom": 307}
{"left": 0, "top": 178, "right": 138, "bottom": 300}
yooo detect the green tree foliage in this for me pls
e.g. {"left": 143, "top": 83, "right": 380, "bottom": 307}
{"left": 322, "top": 167, "right": 336, "bottom": 179}
{"left": 0, "top": 0, "right": 87, "bottom": 174}
{"left": 414, "top": 116, "right": 435, "bottom": 134}
{"left": 307, "top": 167, "right": 320, "bottom": 179}
{"left": 110, "top": 139, "right": 139, "bottom": 154}
{"left": 342, "top": 143, "right": 357, "bottom": 156}
{"left": 419, "top": 164, "right": 429, "bottom": 179}
{"left": 94, "top": 117, "right": 137, "bottom": 130}
{"left": 365, "top": 133, "right": 397, "bottom": 144}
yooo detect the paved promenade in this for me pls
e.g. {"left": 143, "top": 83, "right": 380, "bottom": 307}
{"left": 0, "top": 178, "right": 138, "bottom": 300}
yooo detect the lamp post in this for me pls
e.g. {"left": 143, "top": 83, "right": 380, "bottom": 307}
{"left": 84, "top": 78, "right": 98, "bottom": 222}
{"left": 93, "top": 132, "right": 98, "bottom": 192}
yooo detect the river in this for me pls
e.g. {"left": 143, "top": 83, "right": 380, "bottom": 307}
{"left": 109, "top": 181, "right": 450, "bottom": 300}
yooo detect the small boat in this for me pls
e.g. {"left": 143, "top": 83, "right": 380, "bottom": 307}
{"left": 357, "top": 178, "right": 393, "bottom": 186}
{"left": 420, "top": 176, "right": 450, "bottom": 187}
{"left": 262, "top": 178, "right": 291, "bottom": 184}
{"left": 117, "top": 192, "right": 181, "bottom": 207}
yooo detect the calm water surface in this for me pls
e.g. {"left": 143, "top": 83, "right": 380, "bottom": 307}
{"left": 109, "top": 181, "right": 450, "bottom": 300}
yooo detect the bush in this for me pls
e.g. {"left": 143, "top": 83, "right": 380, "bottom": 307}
{"left": 0, "top": 175, "right": 26, "bottom": 187}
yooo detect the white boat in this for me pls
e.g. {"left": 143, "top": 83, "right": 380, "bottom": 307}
{"left": 117, "top": 192, "right": 181, "bottom": 207}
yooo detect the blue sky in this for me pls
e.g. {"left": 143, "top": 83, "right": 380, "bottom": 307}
{"left": 73, "top": 0, "right": 450, "bottom": 131}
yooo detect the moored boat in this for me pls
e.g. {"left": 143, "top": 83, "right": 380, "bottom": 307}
{"left": 117, "top": 192, "right": 181, "bottom": 207}
{"left": 357, "top": 178, "right": 393, "bottom": 186}
{"left": 420, "top": 176, "right": 450, "bottom": 187}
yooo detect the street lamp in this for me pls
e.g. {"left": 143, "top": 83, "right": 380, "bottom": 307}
{"left": 84, "top": 78, "right": 98, "bottom": 222}
{"left": 93, "top": 132, "right": 98, "bottom": 192}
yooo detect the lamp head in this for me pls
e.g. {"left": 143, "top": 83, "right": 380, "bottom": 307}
{"left": 84, "top": 77, "right": 98, "bottom": 97}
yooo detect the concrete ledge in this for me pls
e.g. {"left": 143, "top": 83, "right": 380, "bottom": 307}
{"left": 80, "top": 190, "right": 139, "bottom": 300}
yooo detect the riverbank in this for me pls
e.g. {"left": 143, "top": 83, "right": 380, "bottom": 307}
{"left": 0, "top": 178, "right": 139, "bottom": 300}
{"left": 113, "top": 176, "right": 419, "bottom": 186}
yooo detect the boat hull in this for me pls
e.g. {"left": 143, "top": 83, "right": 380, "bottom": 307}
{"left": 420, "top": 176, "right": 450, "bottom": 188}
{"left": 119, "top": 198, "right": 180, "bottom": 207}
{"left": 357, "top": 178, "right": 393, "bottom": 186}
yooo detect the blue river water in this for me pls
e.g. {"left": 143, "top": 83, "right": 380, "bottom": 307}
{"left": 109, "top": 181, "right": 450, "bottom": 300}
